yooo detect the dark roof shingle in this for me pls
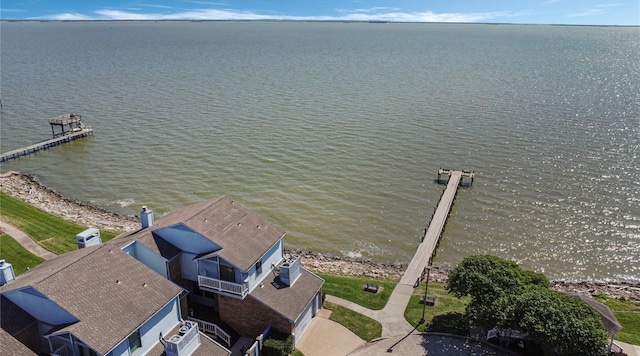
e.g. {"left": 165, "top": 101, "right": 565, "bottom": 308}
{"left": 121, "top": 196, "right": 286, "bottom": 271}
{"left": 249, "top": 269, "right": 324, "bottom": 321}
{"left": 1, "top": 245, "right": 183, "bottom": 355}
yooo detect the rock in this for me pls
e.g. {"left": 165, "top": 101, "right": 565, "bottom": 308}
{"left": 1, "top": 172, "right": 138, "bottom": 233}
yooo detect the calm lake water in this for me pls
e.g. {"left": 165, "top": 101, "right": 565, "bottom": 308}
{"left": 1, "top": 21, "right": 638, "bottom": 282}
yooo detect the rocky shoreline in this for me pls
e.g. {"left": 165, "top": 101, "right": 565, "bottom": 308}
{"left": 1, "top": 171, "right": 638, "bottom": 301}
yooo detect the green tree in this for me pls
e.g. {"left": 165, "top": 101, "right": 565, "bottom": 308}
{"left": 511, "top": 286, "right": 608, "bottom": 356}
{"left": 446, "top": 255, "right": 608, "bottom": 355}
{"left": 446, "top": 254, "right": 548, "bottom": 327}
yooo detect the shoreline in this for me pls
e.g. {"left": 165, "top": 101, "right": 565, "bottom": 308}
{"left": 1, "top": 171, "right": 638, "bottom": 301}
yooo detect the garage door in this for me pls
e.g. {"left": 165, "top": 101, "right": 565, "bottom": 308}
{"left": 295, "top": 300, "right": 314, "bottom": 341}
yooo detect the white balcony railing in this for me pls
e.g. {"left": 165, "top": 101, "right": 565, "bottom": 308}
{"left": 198, "top": 275, "right": 248, "bottom": 298}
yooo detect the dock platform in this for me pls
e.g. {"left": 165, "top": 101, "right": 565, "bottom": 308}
{"left": 1, "top": 113, "right": 93, "bottom": 163}
{"left": 400, "top": 169, "right": 474, "bottom": 287}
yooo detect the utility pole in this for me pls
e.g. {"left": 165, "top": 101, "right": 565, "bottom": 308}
{"left": 419, "top": 266, "right": 431, "bottom": 325}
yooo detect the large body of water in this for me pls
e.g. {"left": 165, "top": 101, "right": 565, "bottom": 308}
{"left": 1, "top": 21, "right": 638, "bottom": 282}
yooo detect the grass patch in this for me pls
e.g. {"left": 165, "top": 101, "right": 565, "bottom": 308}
{"left": 595, "top": 294, "right": 640, "bottom": 345}
{"left": 0, "top": 192, "right": 119, "bottom": 255}
{"left": 317, "top": 273, "right": 396, "bottom": 310}
{"left": 0, "top": 234, "right": 45, "bottom": 275}
{"left": 404, "top": 282, "right": 470, "bottom": 334}
{"left": 324, "top": 301, "right": 382, "bottom": 341}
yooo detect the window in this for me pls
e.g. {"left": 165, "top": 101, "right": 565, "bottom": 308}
{"left": 220, "top": 265, "right": 235, "bottom": 282}
{"left": 128, "top": 329, "right": 141, "bottom": 354}
{"left": 255, "top": 260, "right": 263, "bottom": 275}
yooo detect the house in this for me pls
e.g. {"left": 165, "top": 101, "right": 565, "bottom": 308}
{"left": 0, "top": 243, "right": 231, "bottom": 356}
{"left": 1, "top": 196, "right": 322, "bottom": 355}
{"left": 113, "top": 196, "right": 324, "bottom": 346}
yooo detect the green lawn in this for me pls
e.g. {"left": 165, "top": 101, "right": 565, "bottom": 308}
{"left": 324, "top": 301, "right": 382, "bottom": 341}
{"left": 404, "top": 282, "right": 470, "bottom": 334}
{"left": 0, "top": 192, "right": 119, "bottom": 255}
{"left": 317, "top": 273, "right": 396, "bottom": 310}
{"left": 0, "top": 234, "right": 45, "bottom": 275}
{"left": 595, "top": 294, "right": 640, "bottom": 345}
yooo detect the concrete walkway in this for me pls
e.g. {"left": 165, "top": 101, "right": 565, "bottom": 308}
{"left": 325, "top": 283, "right": 416, "bottom": 338}
{"left": 0, "top": 220, "right": 57, "bottom": 260}
{"left": 616, "top": 341, "right": 640, "bottom": 356}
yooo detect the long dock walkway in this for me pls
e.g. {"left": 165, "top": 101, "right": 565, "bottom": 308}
{"left": 400, "top": 169, "right": 473, "bottom": 287}
{"left": 0, "top": 127, "right": 93, "bottom": 163}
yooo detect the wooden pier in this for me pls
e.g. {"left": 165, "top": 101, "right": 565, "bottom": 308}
{"left": 400, "top": 169, "right": 475, "bottom": 287}
{"left": 1, "top": 114, "right": 93, "bottom": 163}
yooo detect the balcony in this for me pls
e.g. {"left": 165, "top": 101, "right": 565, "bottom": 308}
{"left": 198, "top": 275, "right": 249, "bottom": 298}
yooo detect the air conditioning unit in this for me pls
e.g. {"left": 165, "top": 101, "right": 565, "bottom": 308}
{"left": 76, "top": 228, "right": 102, "bottom": 249}
{"left": 165, "top": 321, "right": 200, "bottom": 356}
{"left": 0, "top": 260, "right": 15, "bottom": 286}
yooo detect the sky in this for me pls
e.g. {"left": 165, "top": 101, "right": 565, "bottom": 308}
{"left": 1, "top": 0, "right": 638, "bottom": 25}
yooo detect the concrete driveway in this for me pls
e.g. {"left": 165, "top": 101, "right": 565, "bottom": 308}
{"left": 296, "top": 309, "right": 365, "bottom": 356}
{"left": 347, "top": 333, "right": 518, "bottom": 356}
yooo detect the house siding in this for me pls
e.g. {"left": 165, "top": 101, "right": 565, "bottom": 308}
{"left": 139, "top": 299, "right": 181, "bottom": 354}
{"left": 246, "top": 239, "right": 283, "bottom": 292}
{"left": 181, "top": 252, "right": 199, "bottom": 281}
{"left": 106, "top": 298, "right": 181, "bottom": 356}
{"left": 168, "top": 256, "right": 183, "bottom": 285}
{"left": 122, "top": 242, "right": 169, "bottom": 279}
{"left": 218, "top": 295, "right": 292, "bottom": 338}
{"left": 198, "top": 259, "right": 219, "bottom": 280}
{"left": 14, "top": 322, "right": 40, "bottom": 354}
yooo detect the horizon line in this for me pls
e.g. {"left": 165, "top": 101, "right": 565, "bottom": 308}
{"left": 1, "top": 19, "right": 638, "bottom": 27}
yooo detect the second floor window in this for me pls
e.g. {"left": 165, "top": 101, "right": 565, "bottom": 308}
{"left": 128, "top": 329, "right": 141, "bottom": 354}
{"left": 256, "top": 260, "right": 262, "bottom": 275}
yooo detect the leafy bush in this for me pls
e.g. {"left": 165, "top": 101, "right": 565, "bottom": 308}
{"left": 262, "top": 331, "right": 292, "bottom": 356}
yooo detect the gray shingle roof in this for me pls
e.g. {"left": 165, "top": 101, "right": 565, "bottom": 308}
{"left": 249, "top": 269, "right": 324, "bottom": 322}
{"left": 1, "top": 245, "right": 183, "bottom": 355}
{"left": 121, "top": 196, "right": 286, "bottom": 271}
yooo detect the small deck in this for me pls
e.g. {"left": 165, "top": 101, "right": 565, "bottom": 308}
{"left": 399, "top": 169, "right": 474, "bottom": 287}
{"left": 1, "top": 113, "right": 93, "bottom": 163}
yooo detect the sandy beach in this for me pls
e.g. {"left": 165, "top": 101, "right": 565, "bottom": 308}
{"left": 1, "top": 170, "right": 638, "bottom": 301}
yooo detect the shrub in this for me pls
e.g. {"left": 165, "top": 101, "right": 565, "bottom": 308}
{"left": 262, "top": 332, "right": 292, "bottom": 356}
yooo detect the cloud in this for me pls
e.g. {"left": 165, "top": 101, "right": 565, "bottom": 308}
{"left": 336, "top": 11, "right": 520, "bottom": 23}
{"left": 139, "top": 4, "right": 174, "bottom": 9}
{"left": 336, "top": 7, "right": 402, "bottom": 14}
{"left": 569, "top": 4, "right": 620, "bottom": 17}
{"left": 0, "top": 8, "right": 25, "bottom": 13}
{"left": 92, "top": 9, "right": 273, "bottom": 21}
{"left": 183, "top": 1, "right": 228, "bottom": 5}
{"left": 41, "top": 7, "right": 525, "bottom": 23}
{"left": 46, "top": 12, "right": 93, "bottom": 21}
